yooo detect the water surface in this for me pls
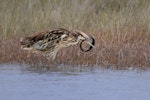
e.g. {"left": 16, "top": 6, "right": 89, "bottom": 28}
{"left": 0, "top": 64, "right": 150, "bottom": 100}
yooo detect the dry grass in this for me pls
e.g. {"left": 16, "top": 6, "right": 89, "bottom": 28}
{"left": 0, "top": 0, "right": 150, "bottom": 69}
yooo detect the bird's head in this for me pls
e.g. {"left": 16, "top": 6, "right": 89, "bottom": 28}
{"left": 73, "top": 30, "right": 95, "bottom": 52}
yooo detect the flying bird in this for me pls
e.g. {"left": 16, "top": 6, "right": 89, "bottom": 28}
{"left": 20, "top": 28, "right": 95, "bottom": 60}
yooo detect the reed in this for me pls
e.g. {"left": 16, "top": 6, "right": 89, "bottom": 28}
{"left": 0, "top": 0, "right": 149, "bottom": 69}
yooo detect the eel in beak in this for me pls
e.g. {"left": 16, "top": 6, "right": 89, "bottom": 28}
{"left": 80, "top": 36, "right": 95, "bottom": 52}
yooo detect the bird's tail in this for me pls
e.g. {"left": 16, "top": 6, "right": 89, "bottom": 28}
{"left": 20, "top": 37, "right": 33, "bottom": 50}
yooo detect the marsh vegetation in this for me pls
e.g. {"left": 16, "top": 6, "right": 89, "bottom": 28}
{"left": 0, "top": 0, "right": 149, "bottom": 69}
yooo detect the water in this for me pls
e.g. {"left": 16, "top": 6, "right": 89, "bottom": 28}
{"left": 0, "top": 64, "right": 150, "bottom": 100}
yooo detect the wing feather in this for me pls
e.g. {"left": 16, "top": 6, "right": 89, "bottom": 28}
{"left": 20, "top": 28, "right": 70, "bottom": 51}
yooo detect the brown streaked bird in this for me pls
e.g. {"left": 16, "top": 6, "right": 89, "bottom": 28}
{"left": 20, "top": 28, "right": 95, "bottom": 60}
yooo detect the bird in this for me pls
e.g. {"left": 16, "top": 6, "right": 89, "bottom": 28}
{"left": 20, "top": 28, "right": 95, "bottom": 60}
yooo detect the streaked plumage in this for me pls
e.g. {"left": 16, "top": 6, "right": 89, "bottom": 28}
{"left": 20, "top": 28, "right": 95, "bottom": 60}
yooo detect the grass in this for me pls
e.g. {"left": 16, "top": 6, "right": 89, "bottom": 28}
{"left": 0, "top": 0, "right": 150, "bottom": 70}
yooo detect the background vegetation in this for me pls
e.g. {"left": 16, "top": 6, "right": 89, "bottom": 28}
{"left": 0, "top": 0, "right": 149, "bottom": 69}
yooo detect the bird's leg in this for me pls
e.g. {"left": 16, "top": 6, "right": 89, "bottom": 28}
{"left": 45, "top": 54, "right": 58, "bottom": 68}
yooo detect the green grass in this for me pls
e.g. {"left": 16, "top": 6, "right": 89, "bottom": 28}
{"left": 0, "top": 0, "right": 150, "bottom": 69}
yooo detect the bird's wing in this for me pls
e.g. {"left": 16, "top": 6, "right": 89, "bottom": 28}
{"left": 22, "top": 28, "right": 70, "bottom": 51}
{"left": 26, "top": 28, "right": 69, "bottom": 42}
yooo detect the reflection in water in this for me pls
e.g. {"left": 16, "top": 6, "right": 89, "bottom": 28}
{"left": 0, "top": 64, "right": 150, "bottom": 100}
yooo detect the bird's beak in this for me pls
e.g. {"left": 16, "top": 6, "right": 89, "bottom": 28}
{"left": 80, "top": 36, "right": 95, "bottom": 52}
{"left": 75, "top": 30, "right": 95, "bottom": 52}
{"left": 84, "top": 37, "right": 95, "bottom": 48}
